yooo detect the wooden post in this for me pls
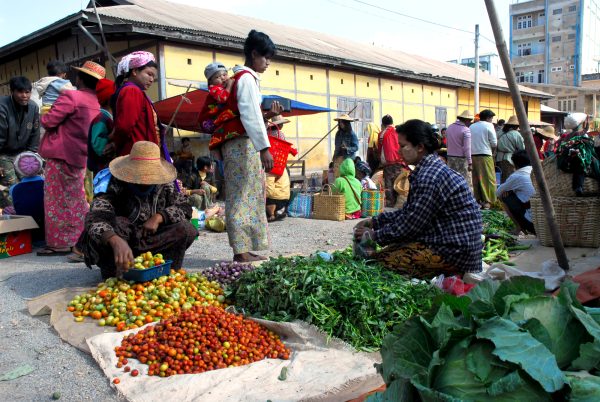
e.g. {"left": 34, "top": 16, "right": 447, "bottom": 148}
{"left": 484, "top": 0, "right": 570, "bottom": 270}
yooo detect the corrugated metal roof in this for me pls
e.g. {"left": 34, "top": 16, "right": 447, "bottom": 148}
{"left": 92, "top": 0, "right": 550, "bottom": 97}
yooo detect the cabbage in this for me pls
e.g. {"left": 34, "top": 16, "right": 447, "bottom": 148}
{"left": 369, "top": 277, "right": 600, "bottom": 402}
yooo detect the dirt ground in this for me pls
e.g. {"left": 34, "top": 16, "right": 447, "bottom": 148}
{"left": 1, "top": 217, "right": 599, "bottom": 401}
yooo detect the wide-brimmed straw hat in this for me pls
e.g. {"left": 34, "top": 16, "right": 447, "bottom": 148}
{"left": 334, "top": 114, "right": 358, "bottom": 122}
{"left": 72, "top": 61, "right": 106, "bottom": 80}
{"left": 109, "top": 141, "right": 176, "bottom": 185}
{"left": 536, "top": 126, "right": 558, "bottom": 140}
{"left": 505, "top": 115, "right": 519, "bottom": 126}
{"left": 457, "top": 110, "right": 474, "bottom": 120}
{"left": 270, "top": 115, "right": 290, "bottom": 126}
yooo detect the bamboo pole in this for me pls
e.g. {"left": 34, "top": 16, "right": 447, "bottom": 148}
{"left": 484, "top": 0, "right": 569, "bottom": 270}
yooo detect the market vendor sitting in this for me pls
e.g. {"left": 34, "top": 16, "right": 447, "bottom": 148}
{"left": 496, "top": 150, "right": 535, "bottom": 235}
{"left": 354, "top": 119, "right": 482, "bottom": 278}
{"left": 79, "top": 141, "right": 197, "bottom": 279}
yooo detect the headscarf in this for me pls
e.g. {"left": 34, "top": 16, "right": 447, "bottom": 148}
{"left": 117, "top": 51, "right": 156, "bottom": 76}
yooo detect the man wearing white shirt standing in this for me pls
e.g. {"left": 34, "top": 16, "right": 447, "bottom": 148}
{"left": 469, "top": 109, "right": 497, "bottom": 209}
{"left": 496, "top": 150, "right": 535, "bottom": 235}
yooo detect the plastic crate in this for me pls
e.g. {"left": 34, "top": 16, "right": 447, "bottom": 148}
{"left": 123, "top": 260, "right": 173, "bottom": 282}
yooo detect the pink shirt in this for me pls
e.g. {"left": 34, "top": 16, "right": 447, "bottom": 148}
{"left": 40, "top": 88, "right": 100, "bottom": 168}
{"left": 445, "top": 120, "right": 472, "bottom": 164}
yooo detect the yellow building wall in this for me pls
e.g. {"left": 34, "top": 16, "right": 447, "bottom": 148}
{"left": 355, "top": 74, "right": 379, "bottom": 99}
{"left": 296, "top": 64, "right": 327, "bottom": 93}
{"left": 381, "top": 78, "right": 403, "bottom": 101}
{"left": 164, "top": 45, "right": 213, "bottom": 83}
{"left": 261, "top": 62, "right": 295, "bottom": 91}
{"left": 457, "top": 88, "right": 541, "bottom": 123}
{"left": 36, "top": 45, "right": 56, "bottom": 77}
{"left": 329, "top": 70, "right": 355, "bottom": 96}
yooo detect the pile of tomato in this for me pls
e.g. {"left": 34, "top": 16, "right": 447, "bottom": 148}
{"left": 115, "top": 305, "right": 291, "bottom": 376}
{"left": 67, "top": 269, "right": 225, "bottom": 331}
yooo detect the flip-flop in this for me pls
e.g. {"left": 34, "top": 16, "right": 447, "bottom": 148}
{"left": 36, "top": 248, "right": 72, "bottom": 256}
{"left": 67, "top": 253, "right": 85, "bottom": 263}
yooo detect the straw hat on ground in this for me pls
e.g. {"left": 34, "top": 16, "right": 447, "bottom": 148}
{"left": 72, "top": 61, "right": 106, "bottom": 80}
{"left": 270, "top": 115, "right": 290, "bottom": 126}
{"left": 457, "top": 110, "right": 474, "bottom": 120}
{"left": 334, "top": 114, "right": 358, "bottom": 122}
{"left": 505, "top": 115, "right": 520, "bottom": 126}
{"left": 536, "top": 126, "right": 558, "bottom": 140}
{"left": 109, "top": 141, "right": 176, "bottom": 185}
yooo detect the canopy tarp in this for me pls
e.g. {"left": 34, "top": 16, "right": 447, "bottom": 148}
{"left": 154, "top": 89, "right": 338, "bottom": 132}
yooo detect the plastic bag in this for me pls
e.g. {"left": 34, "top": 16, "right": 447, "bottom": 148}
{"left": 353, "top": 230, "right": 377, "bottom": 258}
{"left": 432, "top": 274, "right": 475, "bottom": 296}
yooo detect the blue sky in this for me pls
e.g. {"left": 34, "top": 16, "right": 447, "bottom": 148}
{"left": 0, "top": 0, "right": 513, "bottom": 62}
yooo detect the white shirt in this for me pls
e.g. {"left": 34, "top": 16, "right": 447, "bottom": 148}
{"left": 233, "top": 65, "right": 270, "bottom": 152}
{"left": 496, "top": 166, "right": 534, "bottom": 221}
{"left": 469, "top": 121, "right": 497, "bottom": 156}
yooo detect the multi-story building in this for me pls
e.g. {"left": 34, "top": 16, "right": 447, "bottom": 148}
{"left": 510, "top": 0, "right": 600, "bottom": 117}
{"left": 447, "top": 54, "right": 503, "bottom": 78}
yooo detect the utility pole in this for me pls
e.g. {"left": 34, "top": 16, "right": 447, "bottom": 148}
{"left": 484, "top": 0, "right": 569, "bottom": 270}
{"left": 474, "top": 24, "right": 480, "bottom": 115}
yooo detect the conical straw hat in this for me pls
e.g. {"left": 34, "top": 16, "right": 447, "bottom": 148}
{"left": 457, "top": 110, "right": 474, "bottom": 120}
{"left": 109, "top": 141, "right": 176, "bottom": 185}
{"left": 535, "top": 126, "right": 558, "bottom": 140}
{"left": 505, "top": 115, "right": 520, "bottom": 125}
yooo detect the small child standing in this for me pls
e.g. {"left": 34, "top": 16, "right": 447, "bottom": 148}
{"left": 31, "top": 60, "right": 75, "bottom": 114}
{"left": 201, "top": 62, "right": 234, "bottom": 134}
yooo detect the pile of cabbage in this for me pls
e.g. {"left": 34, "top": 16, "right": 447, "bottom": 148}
{"left": 369, "top": 277, "right": 600, "bottom": 401}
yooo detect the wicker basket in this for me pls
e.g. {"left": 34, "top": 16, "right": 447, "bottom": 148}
{"left": 312, "top": 185, "right": 346, "bottom": 221}
{"left": 532, "top": 155, "right": 600, "bottom": 197}
{"left": 530, "top": 196, "right": 600, "bottom": 247}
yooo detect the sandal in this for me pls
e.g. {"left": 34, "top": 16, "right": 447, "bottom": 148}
{"left": 67, "top": 253, "right": 85, "bottom": 263}
{"left": 36, "top": 247, "right": 72, "bottom": 256}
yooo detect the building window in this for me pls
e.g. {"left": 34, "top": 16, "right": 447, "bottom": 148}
{"left": 573, "top": 100, "right": 576, "bottom": 110}
{"left": 538, "top": 69, "right": 545, "bottom": 83}
{"left": 568, "top": 33, "right": 576, "bottom": 40}
{"left": 435, "top": 107, "right": 447, "bottom": 127}
{"left": 517, "top": 14, "right": 532, "bottom": 29}
{"left": 551, "top": 66, "right": 564, "bottom": 72}
{"left": 568, "top": 5, "right": 576, "bottom": 12}
{"left": 552, "top": 36, "right": 561, "bottom": 42}
{"left": 569, "top": 64, "right": 575, "bottom": 70}
{"left": 553, "top": 8, "right": 562, "bottom": 15}
{"left": 568, "top": 100, "right": 572, "bottom": 110}
{"left": 539, "top": 12, "right": 545, "bottom": 17}
{"left": 517, "top": 42, "right": 532, "bottom": 56}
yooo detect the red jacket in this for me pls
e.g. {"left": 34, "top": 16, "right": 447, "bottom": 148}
{"left": 40, "top": 88, "right": 100, "bottom": 168}
{"left": 378, "top": 125, "right": 405, "bottom": 166}
{"left": 113, "top": 83, "right": 160, "bottom": 156}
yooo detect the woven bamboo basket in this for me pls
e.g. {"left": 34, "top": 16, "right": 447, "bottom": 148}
{"left": 532, "top": 155, "right": 600, "bottom": 197}
{"left": 312, "top": 185, "right": 346, "bottom": 221}
{"left": 530, "top": 196, "right": 600, "bottom": 248}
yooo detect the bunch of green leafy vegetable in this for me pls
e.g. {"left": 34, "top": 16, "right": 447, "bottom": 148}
{"left": 226, "top": 249, "right": 440, "bottom": 351}
{"left": 368, "top": 276, "right": 600, "bottom": 401}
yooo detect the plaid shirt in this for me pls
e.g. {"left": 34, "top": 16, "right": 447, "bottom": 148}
{"left": 372, "top": 153, "right": 483, "bottom": 273}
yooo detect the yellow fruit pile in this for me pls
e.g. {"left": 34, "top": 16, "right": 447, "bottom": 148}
{"left": 130, "top": 251, "right": 166, "bottom": 270}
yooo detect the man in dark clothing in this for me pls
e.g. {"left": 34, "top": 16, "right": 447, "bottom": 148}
{"left": 0, "top": 76, "right": 40, "bottom": 207}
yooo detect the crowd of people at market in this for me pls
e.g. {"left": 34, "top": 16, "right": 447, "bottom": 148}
{"left": 1, "top": 28, "right": 599, "bottom": 279}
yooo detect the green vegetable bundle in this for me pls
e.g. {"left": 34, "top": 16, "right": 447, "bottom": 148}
{"left": 369, "top": 277, "right": 600, "bottom": 401}
{"left": 226, "top": 249, "right": 440, "bottom": 351}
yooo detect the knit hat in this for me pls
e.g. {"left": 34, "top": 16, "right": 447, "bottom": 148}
{"left": 14, "top": 152, "right": 44, "bottom": 177}
{"left": 109, "top": 141, "right": 176, "bottom": 185}
{"left": 204, "top": 62, "right": 227, "bottom": 81}
{"left": 95, "top": 78, "right": 115, "bottom": 105}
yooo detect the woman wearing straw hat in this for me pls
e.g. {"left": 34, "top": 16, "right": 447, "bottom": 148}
{"left": 445, "top": 110, "right": 474, "bottom": 187}
{"left": 79, "top": 141, "right": 197, "bottom": 279}
{"left": 533, "top": 125, "right": 557, "bottom": 160}
{"left": 37, "top": 60, "right": 104, "bottom": 256}
{"left": 495, "top": 115, "right": 525, "bottom": 183}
